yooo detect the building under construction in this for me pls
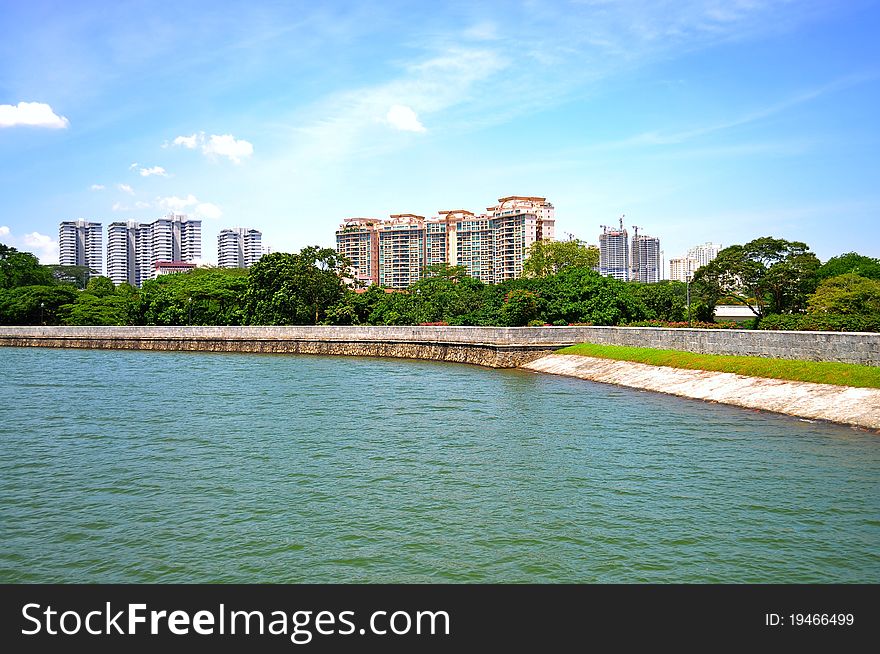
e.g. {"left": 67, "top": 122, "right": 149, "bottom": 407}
{"left": 599, "top": 217, "right": 662, "bottom": 283}
{"left": 599, "top": 217, "right": 629, "bottom": 281}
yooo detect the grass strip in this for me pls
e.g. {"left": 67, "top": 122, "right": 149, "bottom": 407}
{"left": 557, "top": 343, "right": 880, "bottom": 389}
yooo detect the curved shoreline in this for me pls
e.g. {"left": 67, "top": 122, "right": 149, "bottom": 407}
{"left": 1, "top": 326, "right": 879, "bottom": 429}
{"left": 522, "top": 354, "right": 880, "bottom": 431}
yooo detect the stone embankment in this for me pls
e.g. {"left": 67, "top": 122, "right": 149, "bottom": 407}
{"left": 2, "top": 326, "right": 879, "bottom": 428}
{"left": 523, "top": 354, "right": 880, "bottom": 430}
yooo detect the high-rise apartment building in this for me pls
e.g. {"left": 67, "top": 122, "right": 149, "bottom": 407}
{"left": 106, "top": 214, "right": 201, "bottom": 287}
{"left": 377, "top": 215, "right": 426, "bottom": 289}
{"left": 630, "top": 231, "right": 661, "bottom": 283}
{"left": 599, "top": 220, "right": 629, "bottom": 281}
{"left": 669, "top": 257, "right": 698, "bottom": 282}
{"left": 668, "top": 242, "right": 722, "bottom": 282}
{"left": 687, "top": 242, "right": 722, "bottom": 268}
{"left": 58, "top": 219, "right": 103, "bottom": 274}
{"left": 217, "top": 227, "right": 263, "bottom": 268}
{"left": 335, "top": 218, "right": 379, "bottom": 285}
{"left": 334, "top": 196, "right": 556, "bottom": 288}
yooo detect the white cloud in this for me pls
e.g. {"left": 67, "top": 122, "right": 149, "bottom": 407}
{"left": 22, "top": 232, "right": 59, "bottom": 263}
{"left": 168, "top": 132, "right": 254, "bottom": 163}
{"left": 172, "top": 134, "right": 199, "bottom": 149}
{"left": 157, "top": 194, "right": 199, "bottom": 212}
{"left": 194, "top": 202, "right": 222, "bottom": 219}
{"left": 202, "top": 134, "right": 254, "bottom": 163}
{"left": 90, "top": 184, "right": 105, "bottom": 191}
{"left": 139, "top": 166, "right": 168, "bottom": 177}
{"left": 386, "top": 105, "right": 426, "bottom": 133}
{"left": 0, "top": 101, "right": 69, "bottom": 129}
{"left": 0, "top": 226, "right": 10, "bottom": 237}
{"left": 156, "top": 194, "right": 222, "bottom": 219}
{"left": 117, "top": 183, "right": 135, "bottom": 195}
{"left": 129, "top": 162, "right": 139, "bottom": 170}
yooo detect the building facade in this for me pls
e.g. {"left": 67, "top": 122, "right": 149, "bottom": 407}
{"left": 599, "top": 223, "right": 629, "bottom": 281}
{"left": 668, "top": 257, "right": 698, "bottom": 282}
{"left": 334, "top": 196, "right": 556, "bottom": 289}
{"left": 687, "top": 242, "right": 722, "bottom": 268}
{"left": 630, "top": 232, "right": 661, "bottom": 283}
{"left": 59, "top": 219, "right": 103, "bottom": 274}
{"left": 107, "top": 214, "right": 201, "bottom": 287}
{"left": 217, "top": 227, "right": 263, "bottom": 269}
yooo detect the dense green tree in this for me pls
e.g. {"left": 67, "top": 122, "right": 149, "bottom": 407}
{"left": 0, "top": 285, "right": 78, "bottom": 325}
{"left": 539, "top": 267, "right": 648, "bottom": 325}
{"left": 807, "top": 274, "right": 880, "bottom": 316}
{"left": 46, "top": 265, "right": 94, "bottom": 289}
{"left": 84, "top": 276, "right": 116, "bottom": 297}
{"left": 499, "top": 289, "right": 540, "bottom": 326}
{"left": 815, "top": 252, "right": 880, "bottom": 282}
{"left": 245, "top": 247, "right": 348, "bottom": 325}
{"left": 0, "top": 244, "right": 54, "bottom": 289}
{"left": 627, "top": 281, "right": 687, "bottom": 322}
{"left": 138, "top": 268, "right": 248, "bottom": 325}
{"left": 60, "top": 294, "right": 132, "bottom": 325}
{"left": 522, "top": 239, "right": 599, "bottom": 278}
{"left": 692, "top": 237, "right": 820, "bottom": 318}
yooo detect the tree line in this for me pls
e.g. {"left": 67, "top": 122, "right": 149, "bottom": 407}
{"left": 1, "top": 237, "right": 878, "bottom": 331}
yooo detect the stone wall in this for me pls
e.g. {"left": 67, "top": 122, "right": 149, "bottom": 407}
{"left": 0, "top": 325, "right": 878, "bottom": 366}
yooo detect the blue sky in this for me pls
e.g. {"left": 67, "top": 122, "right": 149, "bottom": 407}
{"left": 1, "top": 0, "right": 878, "bottom": 267}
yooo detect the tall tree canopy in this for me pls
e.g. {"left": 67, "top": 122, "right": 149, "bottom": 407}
{"left": 522, "top": 239, "right": 599, "bottom": 278}
{"left": 245, "top": 247, "right": 349, "bottom": 325}
{"left": 815, "top": 252, "right": 880, "bottom": 282}
{"left": 0, "top": 243, "right": 54, "bottom": 289}
{"left": 692, "top": 237, "right": 820, "bottom": 318}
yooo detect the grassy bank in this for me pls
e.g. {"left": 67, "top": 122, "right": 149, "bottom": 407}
{"left": 557, "top": 343, "right": 880, "bottom": 389}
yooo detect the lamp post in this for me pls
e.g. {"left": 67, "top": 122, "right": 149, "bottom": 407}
{"left": 40, "top": 302, "right": 45, "bottom": 326}
{"left": 188, "top": 296, "right": 193, "bottom": 326}
{"left": 686, "top": 274, "right": 692, "bottom": 327}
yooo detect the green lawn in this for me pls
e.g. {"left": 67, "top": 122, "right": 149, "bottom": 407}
{"left": 557, "top": 343, "right": 880, "bottom": 389}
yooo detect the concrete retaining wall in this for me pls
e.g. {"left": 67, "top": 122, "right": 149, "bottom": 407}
{"left": 0, "top": 325, "right": 878, "bottom": 367}
{"left": 524, "top": 354, "right": 880, "bottom": 430}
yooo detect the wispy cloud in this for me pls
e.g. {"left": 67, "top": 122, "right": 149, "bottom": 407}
{"left": 614, "top": 73, "right": 879, "bottom": 148}
{"left": 117, "top": 183, "right": 134, "bottom": 195}
{"left": 89, "top": 184, "right": 105, "bottom": 191}
{"left": 167, "top": 132, "right": 253, "bottom": 163}
{"left": 1, "top": 226, "right": 59, "bottom": 262}
{"left": 157, "top": 194, "right": 222, "bottom": 219}
{"left": 138, "top": 166, "right": 168, "bottom": 177}
{"left": 0, "top": 101, "right": 69, "bottom": 129}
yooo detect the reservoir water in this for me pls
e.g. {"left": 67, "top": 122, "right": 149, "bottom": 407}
{"left": 1, "top": 347, "right": 877, "bottom": 583}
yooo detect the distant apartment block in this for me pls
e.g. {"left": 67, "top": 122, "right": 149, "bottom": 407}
{"left": 687, "top": 242, "right": 722, "bottom": 268}
{"left": 630, "top": 230, "right": 661, "bottom": 283}
{"left": 669, "top": 257, "right": 698, "bottom": 282}
{"left": 218, "top": 227, "right": 263, "bottom": 268}
{"left": 668, "top": 242, "right": 722, "bottom": 282}
{"left": 599, "top": 220, "right": 629, "bottom": 281}
{"left": 59, "top": 219, "right": 103, "bottom": 274}
{"left": 335, "top": 196, "right": 556, "bottom": 288}
{"left": 107, "top": 214, "right": 201, "bottom": 287}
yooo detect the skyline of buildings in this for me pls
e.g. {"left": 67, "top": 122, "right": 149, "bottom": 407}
{"left": 107, "top": 214, "right": 202, "bottom": 287}
{"left": 336, "top": 196, "right": 556, "bottom": 289}
{"left": 53, "top": 203, "right": 726, "bottom": 289}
